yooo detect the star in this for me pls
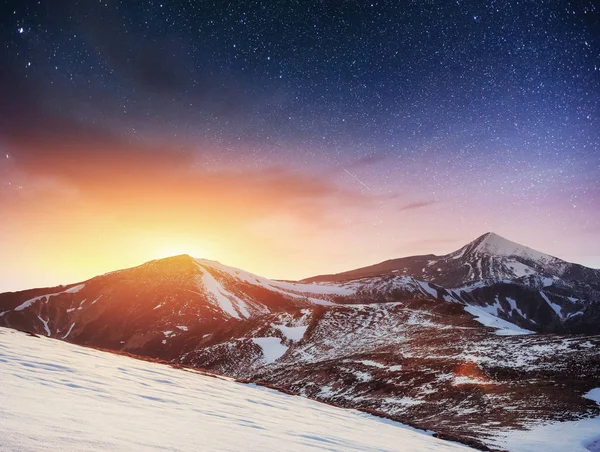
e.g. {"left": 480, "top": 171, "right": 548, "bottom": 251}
{"left": 0, "top": 0, "right": 597, "bottom": 270}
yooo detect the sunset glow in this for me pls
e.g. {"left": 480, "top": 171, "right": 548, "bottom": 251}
{"left": 0, "top": 1, "right": 598, "bottom": 292}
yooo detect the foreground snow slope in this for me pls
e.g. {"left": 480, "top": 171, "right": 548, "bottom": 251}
{"left": 0, "top": 328, "right": 471, "bottom": 452}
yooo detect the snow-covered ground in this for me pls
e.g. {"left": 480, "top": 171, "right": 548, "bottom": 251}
{"left": 494, "top": 412, "right": 600, "bottom": 452}
{"left": 488, "top": 387, "right": 600, "bottom": 451}
{"left": 0, "top": 327, "right": 470, "bottom": 452}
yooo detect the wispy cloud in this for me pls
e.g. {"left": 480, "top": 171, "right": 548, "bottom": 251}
{"left": 398, "top": 200, "right": 436, "bottom": 212}
{"left": 343, "top": 153, "right": 391, "bottom": 170}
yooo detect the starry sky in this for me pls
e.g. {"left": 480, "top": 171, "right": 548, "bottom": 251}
{"left": 1, "top": 0, "right": 599, "bottom": 291}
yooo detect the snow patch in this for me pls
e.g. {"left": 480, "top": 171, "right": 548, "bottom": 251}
{"left": 417, "top": 281, "right": 437, "bottom": 298}
{"left": 356, "top": 360, "right": 387, "bottom": 369}
{"left": 505, "top": 260, "right": 533, "bottom": 277}
{"left": 194, "top": 258, "right": 355, "bottom": 298}
{"left": 451, "top": 245, "right": 467, "bottom": 260}
{"left": 453, "top": 376, "right": 495, "bottom": 386}
{"left": 272, "top": 324, "right": 307, "bottom": 342}
{"left": 62, "top": 323, "right": 75, "bottom": 339}
{"left": 197, "top": 265, "right": 242, "bottom": 319}
{"left": 505, "top": 297, "right": 526, "bottom": 318}
{"left": 90, "top": 296, "right": 102, "bottom": 305}
{"left": 464, "top": 305, "right": 534, "bottom": 336}
{"left": 353, "top": 370, "right": 372, "bottom": 382}
{"left": 37, "top": 316, "right": 51, "bottom": 337}
{"left": 584, "top": 388, "right": 600, "bottom": 405}
{"left": 15, "top": 293, "right": 58, "bottom": 311}
{"left": 566, "top": 311, "right": 584, "bottom": 320}
{"left": 540, "top": 291, "right": 563, "bottom": 319}
{"left": 65, "top": 284, "right": 85, "bottom": 293}
{"left": 251, "top": 337, "right": 288, "bottom": 364}
{"left": 14, "top": 284, "right": 85, "bottom": 312}
{"left": 394, "top": 397, "right": 423, "bottom": 406}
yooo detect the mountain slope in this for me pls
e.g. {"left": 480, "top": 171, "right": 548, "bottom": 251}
{"left": 2, "top": 233, "right": 600, "bottom": 449}
{"left": 305, "top": 232, "right": 600, "bottom": 334}
{"left": 0, "top": 254, "right": 355, "bottom": 356}
{"left": 0, "top": 327, "right": 473, "bottom": 452}
{"left": 180, "top": 299, "right": 600, "bottom": 448}
{"left": 0, "top": 253, "right": 472, "bottom": 353}
{"left": 304, "top": 233, "right": 570, "bottom": 284}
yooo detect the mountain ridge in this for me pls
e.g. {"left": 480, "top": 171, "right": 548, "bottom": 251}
{"left": 1, "top": 232, "right": 600, "bottom": 449}
{"left": 2, "top": 232, "right": 600, "bottom": 336}
{"left": 303, "top": 231, "right": 585, "bottom": 283}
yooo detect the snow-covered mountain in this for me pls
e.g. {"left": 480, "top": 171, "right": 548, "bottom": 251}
{"left": 307, "top": 232, "right": 573, "bottom": 284}
{"left": 1, "top": 232, "right": 600, "bottom": 450}
{"left": 0, "top": 254, "right": 353, "bottom": 354}
{"left": 306, "top": 232, "right": 600, "bottom": 334}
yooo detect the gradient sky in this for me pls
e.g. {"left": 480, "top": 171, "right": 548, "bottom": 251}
{"left": 1, "top": 0, "right": 599, "bottom": 292}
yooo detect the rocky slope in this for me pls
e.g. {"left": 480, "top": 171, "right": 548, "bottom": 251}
{"left": 0, "top": 255, "right": 352, "bottom": 353}
{"left": 306, "top": 232, "right": 600, "bottom": 334}
{"left": 1, "top": 232, "right": 599, "bottom": 450}
{"left": 178, "top": 300, "right": 600, "bottom": 449}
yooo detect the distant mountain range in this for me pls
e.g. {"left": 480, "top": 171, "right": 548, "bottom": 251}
{"left": 1, "top": 232, "right": 599, "bottom": 450}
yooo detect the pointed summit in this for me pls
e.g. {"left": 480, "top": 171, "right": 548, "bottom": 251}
{"left": 465, "top": 232, "right": 554, "bottom": 262}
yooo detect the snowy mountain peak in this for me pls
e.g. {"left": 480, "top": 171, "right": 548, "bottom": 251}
{"left": 463, "top": 232, "right": 555, "bottom": 262}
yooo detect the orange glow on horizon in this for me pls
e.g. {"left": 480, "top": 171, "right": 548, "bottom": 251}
{"left": 2, "top": 145, "right": 596, "bottom": 293}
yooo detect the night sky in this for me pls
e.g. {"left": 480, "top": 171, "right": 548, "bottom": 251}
{"left": 1, "top": 0, "right": 599, "bottom": 291}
